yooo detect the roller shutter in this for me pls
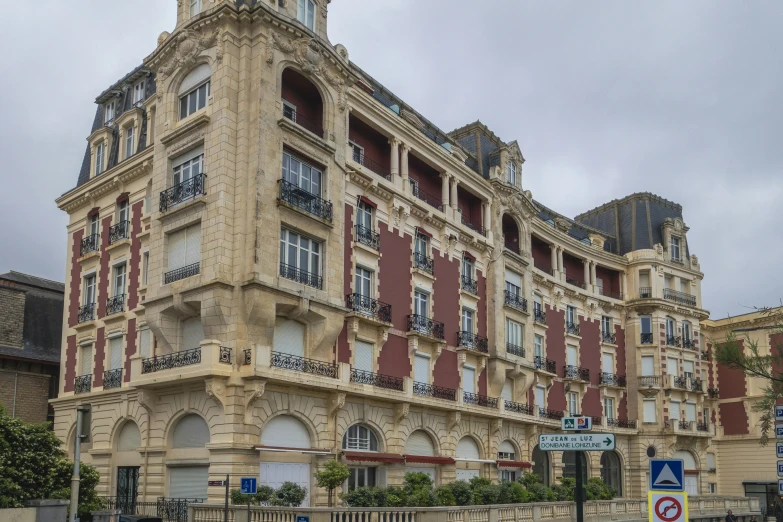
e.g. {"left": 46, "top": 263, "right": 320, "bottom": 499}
{"left": 405, "top": 431, "right": 435, "bottom": 456}
{"left": 456, "top": 437, "right": 480, "bottom": 459}
{"left": 169, "top": 466, "right": 209, "bottom": 500}
{"left": 109, "top": 337, "right": 123, "bottom": 371}
{"left": 261, "top": 415, "right": 310, "bottom": 448}
{"left": 354, "top": 342, "right": 373, "bottom": 373}
{"left": 463, "top": 367, "right": 475, "bottom": 394}
{"left": 273, "top": 319, "right": 305, "bottom": 357}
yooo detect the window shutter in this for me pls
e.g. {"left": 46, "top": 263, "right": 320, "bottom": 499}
{"left": 81, "top": 345, "right": 92, "bottom": 376}
{"left": 683, "top": 361, "right": 694, "bottom": 375}
{"left": 139, "top": 329, "right": 151, "bottom": 358}
{"left": 535, "top": 386, "right": 545, "bottom": 408}
{"left": 273, "top": 319, "right": 305, "bottom": 357}
{"left": 169, "top": 466, "right": 209, "bottom": 500}
{"left": 667, "top": 358, "right": 678, "bottom": 375}
{"left": 498, "top": 440, "right": 515, "bottom": 455}
{"left": 643, "top": 400, "right": 657, "bottom": 422}
{"left": 707, "top": 453, "right": 715, "bottom": 468}
{"left": 414, "top": 354, "right": 430, "bottom": 384}
{"left": 110, "top": 337, "right": 123, "bottom": 371}
{"left": 602, "top": 354, "right": 613, "bottom": 373}
{"left": 642, "top": 356, "right": 654, "bottom": 376}
{"left": 118, "top": 422, "right": 141, "bottom": 451}
{"left": 673, "top": 451, "right": 697, "bottom": 470}
{"left": 455, "top": 437, "right": 480, "bottom": 459}
{"left": 501, "top": 380, "right": 513, "bottom": 402}
{"left": 669, "top": 402, "right": 681, "bottom": 420}
{"left": 178, "top": 64, "right": 211, "bottom": 96}
{"left": 567, "top": 346, "right": 577, "bottom": 366}
{"left": 185, "top": 225, "right": 201, "bottom": 266}
{"left": 463, "top": 367, "right": 475, "bottom": 394}
{"left": 261, "top": 415, "right": 310, "bottom": 448}
{"left": 686, "top": 403, "right": 697, "bottom": 422}
{"left": 505, "top": 270, "right": 522, "bottom": 289}
{"left": 354, "top": 342, "right": 373, "bottom": 373}
{"left": 172, "top": 414, "right": 210, "bottom": 448}
{"left": 405, "top": 431, "right": 435, "bottom": 456}
{"left": 167, "top": 229, "right": 187, "bottom": 271}
{"left": 182, "top": 318, "right": 205, "bottom": 351}
{"left": 640, "top": 272, "right": 650, "bottom": 287}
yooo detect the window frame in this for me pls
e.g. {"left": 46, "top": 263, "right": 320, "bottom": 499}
{"left": 414, "top": 290, "right": 429, "bottom": 318}
{"left": 601, "top": 315, "right": 612, "bottom": 337}
{"left": 356, "top": 201, "right": 373, "bottom": 230}
{"left": 343, "top": 424, "right": 378, "bottom": 451}
{"left": 142, "top": 251, "right": 150, "bottom": 286}
{"left": 95, "top": 141, "right": 106, "bottom": 176}
{"left": 282, "top": 150, "right": 323, "bottom": 197}
{"left": 461, "top": 308, "right": 474, "bottom": 334}
{"left": 349, "top": 140, "right": 364, "bottom": 163}
{"left": 190, "top": 0, "right": 202, "bottom": 17}
{"left": 279, "top": 228, "right": 322, "bottom": 278}
{"left": 297, "top": 0, "right": 316, "bottom": 31}
{"left": 173, "top": 153, "right": 204, "bottom": 187}
{"left": 506, "top": 318, "right": 523, "bottom": 348}
{"left": 104, "top": 101, "right": 115, "bottom": 124}
{"left": 670, "top": 236, "right": 681, "bottom": 260}
{"left": 567, "top": 392, "right": 579, "bottom": 415}
{"left": 113, "top": 262, "right": 127, "bottom": 297}
{"left": 347, "top": 466, "right": 376, "bottom": 491}
{"left": 604, "top": 397, "right": 615, "bottom": 420}
{"left": 118, "top": 199, "right": 129, "bottom": 224}
{"left": 179, "top": 79, "right": 211, "bottom": 120}
{"left": 83, "top": 274, "right": 96, "bottom": 306}
{"left": 414, "top": 233, "right": 428, "bottom": 256}
{"left": 355, "top": 266, "right": 372, "bottom": 298}
{"left": 462, "top": 257, "right": 474, "bottom": 280}
{"left": 643, "top": 399, "right": 657, "bottom": 423}
{"left": 507, "top": 160, "right": 516, "bottom": 185}
{"left": 566, "top": 305, "right": 576, "bottom": 325}
{"left": 133, "top": 80, "right": 145, "bottom": 104}
{"left": 534, "top": 334, "right": 543, "bottom": 358}
{"left": 124, "top": 125, "right": 135, "bottom": 160}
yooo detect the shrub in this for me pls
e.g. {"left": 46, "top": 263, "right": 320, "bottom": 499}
{"left": 434, "top": 485, "right": 456, "bottom": 506}
{"left": 507, "top": 481, "right": 530, "bottom": 503}
{"left": 273, "top": 482, "right": 307, "bottom": 507}
{"left": 518, "top": 472, "right": 542, "bottom": 489}
{"left": 551, "top": 477, "right": 575, "bottom": 501}
{"left": 585, "top": 477, "right": 615, "bottom": 500}
{"left": 230, "top": 485, "right": 275, "bottom": 505}
{"left": 448, "top": 480, "right": 474, "bottom": 506}
{"left": 343, "top": 487, "right": 385, "bottom": 508}
{"left": 526, "top": 482, "right": 554, "bottom": 502}
{"left": 385, "top": 486, "right": 406, "bottom": 507}
{"left": 473, "top": 484, "right": 503, "bottom": 505}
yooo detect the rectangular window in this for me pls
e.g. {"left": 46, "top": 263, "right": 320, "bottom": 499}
{"left": 180, "top": 79, "right": 210, "bottom": 119}
{"left": 282, "top": 150, "right": 322, "bottom": 196}
{"left": 190, "top": 0, "right": 202, "bottom": 16}
{"left": 462, "top": 308, "right": 474, "bottom": 333}
{"left": 506, "top": 319, "right": 522, "bottom": 347}
{"left": 167, "top": 224, "right": 201, "bottom": 274}
{"left": 666, "top": 317, "right": 675, "bottom": 338}
{"left": 680, "top": 279, "right": 688, "bottom": 293}
{"left": 414, "top": 353, "right": 430, "bottom": 384}
{"left": 683, "top": 360, "right": 694, "bottom": 380}
{"left": 409, "top": 177, "right": 419, "bottom": 198}
{"left": 602, "top": 353, "right": 613, "bottom": 374}
{"left": 567, "top": 345, "right": 578, "bottom": 367}
{"left": 89, "top": 214, "right": 100, "bottom": 237}
{"left": 414, "top": 291, "right": 428, "bottom": 318}
{"left": 114, "top": 263, "right": 127, "bottom": 296}
{"left": 499, "top": 470, "right": 517, "bottom": 482}
{"left": 133, "top": 80, "right": 145, "bottom": 104}
{"left": 707, "top": 453, "right": 715, "bottom": 470}
{"left": 109, "top": 336, "right": 123, "bottom": 371}
{"left": 669, "top": 401, "right": 681, "bottom": 420}
{"left": 297, "top": 0, "right": 316, "bottom": 30}
{"left": 356, "top": 201, "right": 373, "bottom": 230}
{"left": 125, "top": 126, "right": 135, "bottom": 159}
{"left": 682, "top": 322, "right": 692, "bottom": 344}
{"left": 354, "top": 341, "right": 373, "bottom": 373}
{"left": 355, "top": 267, "right": 372, "bottom": 298}
{"left": 118, "top": 200, "right": 129, "bottom": 224}
{"left": 667, "top": 357, "right": 678, "bottom": 375}
{"left": 104, "top": 101, "right": 115, "bottom": 124}
{"left": 462, "top": 257, "right": 474, "bottom": 280}
{"left": 566, "top": 305, "right": 576, "bottom": 325}
{"left": 348, "top": 467, "right": 376, "bottom": 491}
{"left": 671, "top": 236, "right": 681, "bottom": 260}
{"left": 604, "top": 398, "right": 615, "bottom": 420}
{"left": 567, "top": 392, "right": 578, "bottom": 415}
{"left": 95, "top": 142, "right": 105, "bottom": 175}
{"left": 533, "top": 295, "right": 542, "bottom": 314}
{"left": 349, "top": 140, "right": 364, "bottom": 163}
{"left": 641, "top": 356, "right": 654, "bottom": 376}
{"left": 81, "top": 344, "right": 93, "bottom": 376}
{"left": 414, "top": 233, "right": 428, "bottom": 256}
{"left": 84, "top": 275, "right": 96, "bottom": 305}
{"left": 639, "top": 270, "right": 650, "bottom": 288}
{"left": 534, "top": 335, "right": 543, "bottom": 358}
{"left": 664, "top": 275, "right": 672, "bottom": 289}
{"left": 507, "top": 161, "right": 516, "bottom": 185}
{"left": 139, "top": 328, "right": 152, "bottom": 358}
{"left": 643, "top": 400, "right": 657, "bottom": 422}
{"left": 535, "top": 385, "right": 545, "bottom": 408}
{"left": 143, "top": 251, "right": 150, "bottom": 285}
{"left": 709, "top": 483, "right": 716, "bottom": 494}
{"left": 173, "top": 153, "right": 204, "bottom": 186}
{"left": 640, "top": 315, "right": 652, "bottom": 334}
{"left": 601, "top": 316, "right": 612, "bottom": 337}
{"left": 279, "top": 229, "right": 321, "bottom": 279}
{"left": 505, "top": 270, "right": 522, "bottom": 296}
{"left": 685, "top": 402, "right": 697, "bottom": 422}
{"left": 596, "top": 277, "right": 604, "bottom": 295}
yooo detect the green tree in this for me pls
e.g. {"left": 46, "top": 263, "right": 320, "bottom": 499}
{"left": 713, "top": 306, "right": 783, "bottom": 445}
{"left": 273, "top": 482, "right": 307, "bottom": 507}
{"left": 314, "top": 460, "right": 350, "bottom": 506}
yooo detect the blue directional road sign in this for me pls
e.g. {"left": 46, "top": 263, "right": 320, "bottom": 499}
{"left": 650, "top": 459, "right": 685, "bottom": 492}
{"left": 240, "top": 477, "right": 257, "bottom": 495}
{"left": 775, "top": 405, "right": 783, "bottom": 421}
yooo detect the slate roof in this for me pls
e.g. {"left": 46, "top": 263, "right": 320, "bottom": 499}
{"left": 532, "top": 201, "right": 619, "bottom": 254}
{"left": 0, "top": 271, "right": 64, "bottom": 293}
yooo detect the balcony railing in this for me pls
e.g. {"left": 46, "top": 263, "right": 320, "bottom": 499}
{"left": 506, "top": 343, "right": 524, "bottom": 358}
{"left": 602, "top": 332, "right": 617, "bottom": 344}
{"left": 461, "top": 275, "right": 478, "bottom": 294}
{"left": 532, "top": 259, "right": 553, "bottom": 275}
{"left": 457, "top": 331, "right": 489, "bottom": 353}
{"left": 463, "top": 391, "right": 497, "bottom": 408}
{"left": 566, "top": 322, "right": 580, "bottom": 336}
{"left": 535, "top": 356, "right": 557, "bottom": 374}
{"left": 282, "top": 102, "right": 324, "bottom": 137}
{"left": 599, "top": 288, "right": 623, "bottom": 300}
{"left": 355, "top": 225, "right": 380, "bottom": 250}
{"left": 690, "top": 379, "right": 703, "bottom": 392}
{"left": 539, "top": 407, "right": 564, "bottom": 420}
{"left": 639, "top": 287, "right": 652, "bottom": 299}
{"left": 600, "top": 373, "right": 626, "bottom": 387}
{"left": 106, "top": 294, "right": 125, "bottom": 316}
{"left": 566, "top": 277, "right": 586, "bottom": 290}
{"left": 640, "top": 375, "right": 660, "bottom": 387}
{"left": 159, "top": 173, "right": 206, "bottom": 212}
{"left": 78, "top": 303, "right": 95, "bottom": 323}
{"left": 505, "top": 401, "right": 534, "bottom": 415}
{"left": 346, "top": 294, "right": 392, "bottom": 323}
{"left": 564, "top": 365, "right": 590, "bottom": 382}
{"left": 75, "top": 375, "right": 92, "bottom": 394}
{"left": 607, "top": 418, "right": 637, "bottom": 429}
{"left": 673, "top": 375, "right": 688, "bottom": 389}
{"left": 413, "top": 252, "right": 434, "bottom": 274}
{"left": 413, "top": 382, "right": 456, "bottom": 401}
{"left": 164, "top": 262, "right": 200, "bottom": 284}
{"left": 109, "top": 221, "right": 130, "bottom": 244}
{"left": 534, "top": 309, "right": 547, "bottom": 324}
{"left": 271, "top": 351, "right": 338, "bottom": 378}
{"left": 101, "top": 497, "right": 202, "bottom": 520}
{"left": 697, "top": 422, "right": 710, "bottom": 432}
{"left": 407, "top": 314, "right": 444, "bottom": 340}
{"left": 350, "top": 369, "right": 403, "bottom": 391}
{"left": 460, "top": 216, "right": 486, "bottom": 236}
{"left": 280, "top": 262, "right": 322, "bottom": 289}
{"left": 409, "top": 180, "right": 443, "bottom": 211}
{"left": 678, "top": 420, "right": 693, "bottom": 430}
{"left": 663, "top": 288, "right": 697, "bottom": 307}
{"left": 80, "top": 233, "right": 100, "bottom": 256}
{"left": 279, "top": 179, "right": 333, "bottom": 222}
{"left": 682, "top": 337, "right": 695, "bottom": 350}
{"left": 640, "top": 333, "right": 653, "bottom": 344}
{"left": 350, "top": 150, "right": 391, "bottom": 181}
{"left": 591, "top": 416, "right": 604, "bottom": 427}
{"left": 142, "top": 347, "right": 204, "bottom": 374}
{"left": 666, "top": 335, "right": 681, "bottom": 347}
{"left": 707, "top": 387, "right": 719, "bottom": 399}
{"left": 504, "top": 291, "right": 528, "bottom": 312}
{"left": 103, "top": 368, "right": 122, "bottom": 390}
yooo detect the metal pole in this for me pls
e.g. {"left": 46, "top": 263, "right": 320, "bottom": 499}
{"left": 224, "top": 474, "right": 229, "bottom": 522}
{"left": 575, "top": 451, "right": 584, "bottom": 522}
{"left": 70, "top": 408, "right": 84, "bottom": 522}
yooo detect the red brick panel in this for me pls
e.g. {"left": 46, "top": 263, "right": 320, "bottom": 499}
{"left": 407, "top": 154, "right": 441, "bottom": 202}
{"left": 281, "top": 68, "right": 323, "bottom": 132}
{"left": 433, "top": 248, "right": 460, "bottom": 344}
{"left": 476, "top": 269, "right": 487, "bottom": 337}
{"left": 68, "top": 230, "right": 85, "bottom": 328}
{"left": 717, "top": 339, "right": 747, "bottom": 399}
{"left": 127, "top": 201, "right": 144, "bottom": 310}
{"left": 456, "top": 186, "right": 482, "bottom": 228}
{"left": 719, "top": 402, "right": 749, "bottom": 435}
{"left": 94, "top": 327, "right": 105, "bottom": 387}
{"left": 348, "top": 115, "right": 390, "bottom": 174}
{"left": 615, "top": 324, "right": 628, "bottom": 420}
{"left": 582, "top": 388, "right": 602, "bottom": 418}
{"left": 64, "top": 335, "right": 77, "bottom": 393}
{"left": 530, "top": 236, "right": 550, "bottom": 272}
{"left": 545, "top": 305, "right": 566, "bottom": 412}
{"left": 595, "top": 266, "right": 620, "bottom": 296}
{"left": 562, "top": 253, "right": 584, "bottom": 286}
{"left": 125, "top": 318, "right": 137, "bottom": 383}
{"left": 377, "top": 333, "right": 410, "bottom": 379}
{"left": 336, "top": 203, "right": 354, "bottom": 364}
{"left": 707, "top": 343, "right": 715, "bottom": 388}
{"left": 336, "top": 322, "right": 350, "bottom": 365}
{"left": 578, "top": 316, "right": 600, "bottom": 386}
{"left": 378, "top": 223, "right": 412, "bottom": 330}
{"left": 549, "top": 380, "right": 567, "bottom": 412}
{"left": 433, "top": 349, "right": 459, "bottom": 391}
{"left": 96, "top": 216, "right": 113, "bottom": 317}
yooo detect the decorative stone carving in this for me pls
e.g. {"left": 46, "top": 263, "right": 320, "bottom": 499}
{"left": 447, "top": 411, "right": 461, "bottom": 431}
{"left": 395, "top": 403, "right": 410, "bottom": 425}
{"left": 136, "top": 390, "right": 155, "bottom": 415}
{"left": 205, "top": 377, "right": 227, "bottom": 408}
{"left": 156, "top": 28, "right": 220, "bottom": 86}
{"left": 400, "top": 108, "right": 425, "bottom": 130}
{"left": 244, "top": 380, "right": 266, "bottom": 424}
{"left": 329, "top": 392, "right": 346, "bottom": 417}
{"left": 554, "top": 218, "right": 571, "bottom": 233}
{"left": 491, "top": 419, "right": 503, "bottom": 434}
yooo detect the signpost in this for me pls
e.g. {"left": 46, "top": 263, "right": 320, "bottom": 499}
{"left": 562, "top": 416, "right": 592, "bottom": 431}
{"left": 241, "top": 477, "right": 257, "bottom": 520}
{"left": 649, "top": 459, "right": 685, "bottom": 492}
{"left": 648, "top": 491, "right": 688, "bottom": 522}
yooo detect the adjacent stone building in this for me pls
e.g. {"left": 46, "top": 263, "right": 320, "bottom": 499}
{"left": 0, "top": 271, "right": 63, "bottom": 423}
{"left": 53, "top": 0, "right": 733, "bottom": 507}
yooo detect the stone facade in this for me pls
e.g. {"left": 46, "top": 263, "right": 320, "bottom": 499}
{"left": 53, "top": 0, "right": 723, "bottom": 508}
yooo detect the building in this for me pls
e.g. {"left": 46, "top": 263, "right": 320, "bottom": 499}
{"left": 52, "top": 0, "right": 718, "bottom": 506}
{"left": 0, "top": 271, "right": 63, "bottom": 423}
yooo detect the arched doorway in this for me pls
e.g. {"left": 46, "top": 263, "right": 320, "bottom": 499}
{"left": 672, "top": 450, "right": 698, "bottom": 495}
{"left": 281, "top": 68, "right": 325, "bottom": 138}
{"left": 562, "top": 451, "right": 588, "bottom": 484}
{"left": 600, "top": 451, "right": 622, "bottom": 496}
{"left": 532, "top": 445, "right": 550, "bottom": 486}
{"left": 260, "top": 415, "right": 313, "bottom": 505}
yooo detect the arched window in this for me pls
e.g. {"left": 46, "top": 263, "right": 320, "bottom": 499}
{"left": 563, "top": 451, "right": 588, "bottom": 484}
{"left": 172, "top": 414, "right": 210, "bottom": 448}
{"left": 532, "top": 445, "right": 550, "bottom": 486}
{"left": 672, "top": 450, "right": 698, "bottom": 495}
{"left": 342, "top": 424, "right": 378, "bottom": 451}
{"left": 600, "top": 451, "right": 622, "bottom": 496}
{"left": 117, "top": 421, "right": 141, "bottom": 451}
{"left": 179, "top": 64, "right": 211, "bottom": 119}
{"left": 455, "top": 437, "right": 480, "bottom": 460}
{"left": 405, "top": 430, "right": 435, "bottom": 456}
{"left": 281, "top": 68, "right": 324, "bottom": 138}
{"left": 261, "top": 415, "right": 310, "bottom": 449}
{"left": 502, "top": 214, "right": 520, "bottom": 254}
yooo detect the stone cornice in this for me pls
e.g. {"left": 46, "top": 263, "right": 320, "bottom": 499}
{"left": 531, "top": 219, "right": 627, "bottom": 269}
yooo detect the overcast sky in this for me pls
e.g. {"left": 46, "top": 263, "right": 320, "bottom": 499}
{"left": 1, "top": 1, "right": 780, "bottom": 318}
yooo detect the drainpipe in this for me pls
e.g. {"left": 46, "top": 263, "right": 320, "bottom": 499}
{"left": 11, "top": 372, "right": 18, "bottom": 417}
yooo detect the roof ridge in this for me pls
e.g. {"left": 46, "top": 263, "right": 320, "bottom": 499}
{"left": 574, "top": 192, "right": 682, "bottom": 221}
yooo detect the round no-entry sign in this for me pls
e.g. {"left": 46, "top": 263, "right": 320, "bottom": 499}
{"left": 654, "top": 496, "right": 682, "bottom": 522}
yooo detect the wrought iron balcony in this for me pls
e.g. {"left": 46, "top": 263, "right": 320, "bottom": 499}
{"left": 505, "top": 401, "right": 534, "bottom": 415}
{"left": 413, "top": 252, "right": 434, "bottom": 274}
{"left": 461, "top": 275, "right": 478, "bottom": 294}
{"left": 78, "top": 303, "right": 95, "bottom": 323}
{"left": 142, "top": 347, "right": 203, "bottom": 374}
{"left": 463, "top": 391, "right": 497, "bottom": 408}
{"left": 599, "top": 288, "right": 623, "bottom": 300}
{"left": 690, "top": 379, "right": 703, "bottom": 392}
{"left": 591, "top": 416, "right": 604, "bottom": 427}
{"left": 106, "top": 294, "right": 125, "bottom": 316}
{"left": 109, "top": 220, "right": 130, "bottom": 244}
{"left": 80, "top": 233, "right": 100, "bottom": 256}
{"left": 413, "top": 381, "right": 456, "bottom": 401}
{"left": 278, "top": 179, "right": 333, "bottom": 222}
{"left": 350, "top": 149, "right": 391, "bottom": 181}
{"left": 707, "top": 387, "right": 719, "bottom": 399}
{"left": 409, "top": 180, "right": 443, "bottom": 211}
{"left": 164, "top": 262, "right": 200, "bottom": 284}
{"left": 75, "top": 375, "right": 92, "bottom": 394}
{"left": 407, "top": 314, "right": 444, "bottom": 340}
{"left": 460, "top": 215, "right": 486, "bottom": 236}
{"left": 566, "top": 321, "right": 580, "bottom": 336}
{"left": 640, "top": 375, "right": 660, "bottom": 387}
{"left": 640, "top": 333, "right": 654, "bottom": 344}
{"left": 103, "top": 368, "right": 122, "bottom": 390}
{"left": 159, "top": 173, "right": 206, "bottom": 212}
{"left": 678, "top": 420, "right": 693, "bottom": 430}
{"left": 271, "top": 351, "right": 338, "bottom": 378}
{"left": 600, "top": 373, "right": 626, "bottom": 387}
{"left": 696, "top": 422, "right": 710, "bottom": 432}
{"left": 673, "top": 375, "right": 688, "bottom": 389}
{"left": 504, "top": 290, "right": 528, "bottom": 312}
{"left": 602, "top": 332, "right": 617, "bottom": 344}
{"left": 506, "top": 343, "right": 524, "bottom": 358}
{"left": 282, "top": 102, "right": 324, "bottom": 138}
{"left": 535, "top": 356, "right": 556, "bottom": 374}
{"left": 280, "top": 262, "right": 322, "bottom": 289}
{"left": 639, "top": 287, "right": 653, "bottom": 299}
{"left": 663, "top": 288, "right": 697, "bottom": 306}
{"left": 534, "top": 309, "right": 547, "bottom": 324}
{"left": 566, "top": 277, "right": 586, "bottom": 290}
{"left": 666, "top": 335, "right": 681, "bottom": 347}
{"left": 355, "top": 225, "right": 380, "bottom": 250}
{"left": 350, "top": 369, "right": 404, "bottom": 391}
{"left": 457, "top": 331, "right": 489, "bottom": 353}
{"left": 346, "top": 293, "right": 392, "bottom": 323}
{"left": 607, "top": 418, "right": 637, "bottom": 429}
{"left": 539, "top": 407, "right": 564, "bottom": 420}
{"left": 682, "top": 337, "right": 695, "bottom": 350}
{"left": 564, "top": 365, "right": 590, "bottom": 382}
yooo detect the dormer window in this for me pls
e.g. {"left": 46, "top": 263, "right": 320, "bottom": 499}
{"left": 179, "top": 64, "right": 211, "bottom": 120}
{"left": 125, "top": 125, "right": 135, "bottom": 160}
{"left": 104, "top": 101, "right": 115, "bottom": 125}
{"left": 95, "top": 141, "right": 106, "bottom": 176}
{"left": 507, "top": 160, "right": 516, "bottom": 185}
{"left": 190, "top": 0, "right": 202, "bottom": 16}
{"left": 133, "top": 80, "right": 145, "bottom": 106}
{"left": 297, "top": 0, "right": 316, "bottom": 31}
{"left": 670, "top": 236, "right": 681, "bottom": 261}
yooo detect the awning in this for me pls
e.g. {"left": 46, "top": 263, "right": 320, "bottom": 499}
{"left": 497, "top": 460, "right": 533, "bottom": 469}
{"left": 404, "top": 455, "right": 455, "bottom": 465}
{"left": 462, "top": 251, "right": 476, "bottom": 261}
{"left": 416, "top": 227, "right": 433, "bottom": 238}
{"left": 254, "top": 445, "right": 331, "bottom": 455}
{"left": 359, "top": 196, "right": 377, "bottom": 208}
{"left": 344, "top": 451, "right": 405, "bottom": 464}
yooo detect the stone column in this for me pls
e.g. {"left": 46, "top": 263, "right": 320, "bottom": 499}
{"left": 400, "top": 142, "right": 410, "bottom": 193}
{"left": 591, "top": 262, "right": 597, "bottom": 291}
{"left": 389, "top": 137, "right": 400, "bottom": 188}
{"left": 483, "top": 200, "right": 491, "bottom": 236}
{"left": 550, "top": 245, "right": 557, "bottom": 275}
{"left": 440, "top": 172, "right": 450, "bottom": 209}
{"left": 583, "top": 259, "right": 590, "bottom": 288}
{"left": 620, "top": 271, "right": 627, "bottom": 298}
{"left": 557, "top": 247, "right": 564, "bottom": 276}
{"left": 450, "top": 177, "right": 459, "bottom": 218}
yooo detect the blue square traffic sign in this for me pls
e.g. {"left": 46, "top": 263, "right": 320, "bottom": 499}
{"left": 775, "top": 405, "right": 783, "bottom": 421}
{"left": 777, "top": 443, "right": 783, "bottom": 459}
{"left": 297, "top": 517, "right": 310, "bottom": 522}
{"left": 776, "top": 425, "right": 783, "bottom": 439}
{"left": 650, "top": 459, "right": 685, "bottom": 492}
{"left": 240, "top": 477, "right": 257, "bottom": 495}
{"left": 777, "top": 461, "right": 783, "bottom": 477}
